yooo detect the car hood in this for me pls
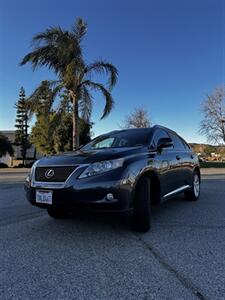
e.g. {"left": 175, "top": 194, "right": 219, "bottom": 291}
{"left": 36, "top": 146, "right": 146, "bottom": 166}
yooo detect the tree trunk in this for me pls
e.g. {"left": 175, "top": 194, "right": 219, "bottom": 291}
{"left": 22, "top": 151, "right": 25, "bottom": 166}
{"left": 24, "top": 125, "right": 28, "bottom": 166}
{"left": 222, "top": 121, "right": 225, "bottom": 143}
{"left": 72, "top": 95, "right": 79, "bottom": 150}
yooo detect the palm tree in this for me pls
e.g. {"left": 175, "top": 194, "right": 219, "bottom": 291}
{"left": 20, "top": 18, "right": 118, "bottom": 149}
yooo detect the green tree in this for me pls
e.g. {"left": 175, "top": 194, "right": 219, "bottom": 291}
{"left": 15, "top": 87, "right": 30, "bottom": 165}
{"left": 28, "top": 81, "right": 92, "bottom": 155}
{"left": 31, "top": 113, "right": 57, "bottom": 155}
{"left": 20, "top": 18, "right": 118, "bottom": 150}
{"left": 0, "top": 133, "right": 14, "bottom": 157}
{"left": 27, "top": 80, "right": 59, "bottom": 116}
{"left": 28, "top": 81, "right": 61, "bottom": 155}
{"left": 204, "top": 145, "right": 217, "bottom": 156}
{"left": 78, "top": 119, "right": 92, "bottom": 146}
{"left": 53, "top": 113, "right": 92, "bottom": 153}
{"left": 53, "top": 112, "right": 73, "bottom": 153}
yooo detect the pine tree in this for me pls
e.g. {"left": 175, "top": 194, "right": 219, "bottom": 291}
{"left": 15, "top": 87, "right": 30, "bottom": 165}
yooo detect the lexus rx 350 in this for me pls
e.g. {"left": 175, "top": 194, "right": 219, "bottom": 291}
{"left": 25, "top": 125, "right": 201, "bottom": 232}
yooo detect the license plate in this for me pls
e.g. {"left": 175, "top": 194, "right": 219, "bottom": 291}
{"left": 36, "top": 190, "right": 53, "bottom": 204}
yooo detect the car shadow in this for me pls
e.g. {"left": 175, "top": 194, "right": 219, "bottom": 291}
{"left": 31, "top": 193, "right": 194, "bottom": 236}
{"left": 67, "top": 209, "right": 132, "bottom": 231}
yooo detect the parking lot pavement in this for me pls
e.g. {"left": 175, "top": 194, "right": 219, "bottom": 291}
{"left": 0, "top": 170, "right": 225, "bottom": 299}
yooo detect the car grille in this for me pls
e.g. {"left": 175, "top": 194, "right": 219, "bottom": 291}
{"left": 35, "top": 166, "right": 78, "bottom": 182}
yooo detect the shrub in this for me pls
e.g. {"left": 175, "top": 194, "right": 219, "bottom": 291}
{"left": 0, "top": 162, "right": 8, "bottom": 168}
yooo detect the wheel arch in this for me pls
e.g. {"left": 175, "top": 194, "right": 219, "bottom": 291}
{"left": 194, "top": 166, "right": 201, "bottom": 183}
{"left": 132, "top": 170, "right": 161, "bottom": 206}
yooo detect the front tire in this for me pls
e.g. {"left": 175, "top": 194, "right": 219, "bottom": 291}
{"left": 132, "top": 176, "right": 151, "bottom": 232}
{"left": 185, "top": 171, "right": 200, "bottom": 201}
{"left": 47, "top": 207, "right": 67, "bottom": 219}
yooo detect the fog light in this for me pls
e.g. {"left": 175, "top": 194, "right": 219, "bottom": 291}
{"left": 106, "top": 193, "right": 114, "bottom": 201}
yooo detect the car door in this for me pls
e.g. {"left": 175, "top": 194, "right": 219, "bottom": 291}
{"left": 149, "top": 129, "right": 179, "bottom": 197}
{"left": 167, "top": 131, "right": 191, "bottom": 187}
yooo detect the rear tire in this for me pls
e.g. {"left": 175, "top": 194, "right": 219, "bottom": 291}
{"left": 47, "top": 207, "right": 67, "bottom": 219}
{"left": 185, "top": 171, "right": 200, "bottom": 201}
{"left": 132, "top": 176, "right": 151, "bottom": 232}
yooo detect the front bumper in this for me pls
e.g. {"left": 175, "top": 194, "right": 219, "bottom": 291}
{"left": 25, "top": 166, "right": 134, "bottom": 212}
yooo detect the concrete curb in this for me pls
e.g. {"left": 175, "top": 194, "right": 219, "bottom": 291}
{"left": 200, "top": 168, "right": 225, "bottom": 175}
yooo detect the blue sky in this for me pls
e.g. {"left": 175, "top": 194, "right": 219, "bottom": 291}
{"left": 0, "top": 0, "right": 224, "bottom": 143}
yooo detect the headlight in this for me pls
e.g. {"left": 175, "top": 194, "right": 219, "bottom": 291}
{"left": 25, "top": 174, "right": 30, "bottom": 183}
{"left": 79, "top": 158, "right": 124, "bottom": 178}
{"left": 25, "top": 162, "right": 36, "bottom": 183}
{"left": 31, "top": 160, "right": 39, "bottom": 174}
{"left": 27, "top": 160, "right": 39, "bottom": 181}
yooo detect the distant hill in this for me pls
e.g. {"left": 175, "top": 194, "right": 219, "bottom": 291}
{"left": 189, "top": 143, "right": 225, "bottom": 155}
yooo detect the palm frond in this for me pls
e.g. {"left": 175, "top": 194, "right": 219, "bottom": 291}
{"left": 85, "top": 60, "right": 118, "bottom": 90}
{"left": 79, "top": 86, "right": 93, "bottom": 121}
{"left": 32, "top": 26, "right": 65, "bottom": 45}
{"left": 27, "top": 80, "right": 61, "bottom": 115}
{"left": 82, "top": 80, "right": 114, "bottom": 119}
{"left": 20, "top": 26, "right": 82, "bottom": 75}
{"left": 20, "top": 46, "right": 61, "bottom": 72}
{"left": 72, "top": 18, "right": 87, "bottom": 42}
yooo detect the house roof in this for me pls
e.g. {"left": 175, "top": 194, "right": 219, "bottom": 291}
{"left": 0, "top": 130, "right": 16, "bottom": 142}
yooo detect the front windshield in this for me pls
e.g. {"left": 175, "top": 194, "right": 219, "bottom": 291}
{"left": 81, "top": 129, "right": 152, "bottom": 150}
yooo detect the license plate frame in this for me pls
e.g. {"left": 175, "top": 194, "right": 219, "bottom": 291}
{"left": 36, "top": 190, "right": 53, "bottom": 205}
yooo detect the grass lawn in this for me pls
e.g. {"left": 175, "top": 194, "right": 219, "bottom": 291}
{"left": 200, "top": 161, "right": 225, "bottom": 168}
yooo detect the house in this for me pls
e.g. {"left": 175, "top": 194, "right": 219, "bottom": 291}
{"left": 0, "top": 130, "right": 38, "bottom": 167}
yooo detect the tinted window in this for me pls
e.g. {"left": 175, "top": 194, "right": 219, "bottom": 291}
{"left": 92, "top": 138, "right": 114, "bottom": 149}
{"left": 82, "top": 129, "right": 152, "bottom": 150}
{"left": 151, "top": 129, "right": 172, "bottom": 149}
{"left": 183, "top": 140, "right": 190, "bottom": 150}
{"left": 169, "top": 133, "right": 186, "bottom": 150}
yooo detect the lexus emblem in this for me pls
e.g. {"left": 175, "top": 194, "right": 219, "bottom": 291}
{"left": 45, "top": 169, "right": 55, "bottom": 178}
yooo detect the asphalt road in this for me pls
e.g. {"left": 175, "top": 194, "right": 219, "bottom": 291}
{"left": 0, "top": 170, "right": 225, "bottom": 300}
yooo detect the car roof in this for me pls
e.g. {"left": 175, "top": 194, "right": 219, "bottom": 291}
{"left": 95, "top": 126, "right": 190, "bottom": 147}
{"left": 153, "top": 125, "right": 179, "bottom": 135}
{"left": 102, "top": 125, "right": 186, "bottom": 140}
{"left": 104, "top": 128, "right": 153, "bottom": 135}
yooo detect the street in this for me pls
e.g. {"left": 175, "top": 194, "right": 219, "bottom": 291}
{"left": 0, "top": 170, "right": 225, "bottom": 300}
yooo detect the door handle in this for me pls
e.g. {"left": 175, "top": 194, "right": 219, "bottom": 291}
{"left": 176, "top": 155, "right": 181, "bottom": 160}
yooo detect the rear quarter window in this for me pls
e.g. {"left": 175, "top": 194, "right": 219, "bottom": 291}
{"left": 169, "top": 132, "right": 188, "bottom": 150}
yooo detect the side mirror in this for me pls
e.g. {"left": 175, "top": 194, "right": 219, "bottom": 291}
{"left": 157, "top": 137, "right": 173, "bottom": 150}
